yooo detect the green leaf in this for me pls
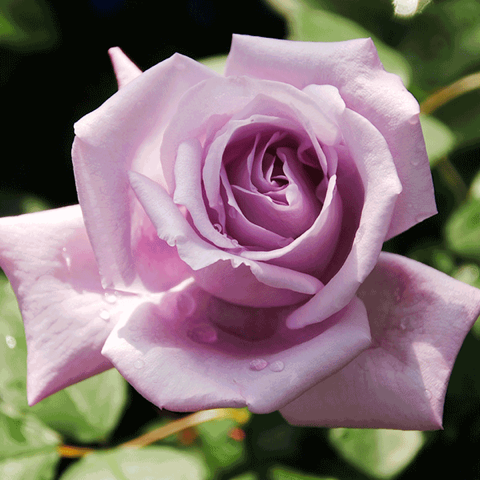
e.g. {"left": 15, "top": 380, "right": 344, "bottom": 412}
{"left": 60, "top": 446, "right": 208, "bottom": 480}
{"left": 198, "top": 54, "right": 228, "bottom": 75}
{"left": 31, "top": 369, "right": 128, "bottom": 444}
{"left": 0, "top": 190, "right": 50, "bottom": 217}
{"left": 445, "top": 198, "right": 480, "bottom": 261}
{"left": 269, "top": 466, "right": 337, "bottom": 480}
{"left": 0, "top": 275, "right": 28, "bottom": 409}
{"left": 0, "top": 402, "right": 60, "bottom": 480}
{"left": 196, "top": 417, "right": 246, "bottom": 470}
{"left": 230, "top": 473, "right": 259, "bottom": 480}
{"left": 266, "top": 0, "right": 411, "bottom": 86}
{"left": 328, "top": 428, "right": 425, "bottom": 479}
{"left": 419, "top": 114, "right": 457, "bottom": 167}
{"left": 0, "top": 0, "right": 57, "bottom": 50}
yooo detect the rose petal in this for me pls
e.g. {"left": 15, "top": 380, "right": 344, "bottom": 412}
{"left": 280, "top": 252, "right": 480, "bottom": 430}
{"left": 226, "top": 34, "right": 436, "bottom": 239}
{"left": 287, "top": 108, "right": 402, "bottom": 328}
{"left": 129, "top": 171, "right": 323, "bottom": 306}
{"left": 72, "top": 53, "right": 215, "bottom": 291}
{"left": 101, "top": 281, "right": 371, "bottom": 413}
{"left": 108, "top": 47, "right": 142, "bottom": 89}
{"left": 0, "top": 206, "right": 144, "bottom": 404}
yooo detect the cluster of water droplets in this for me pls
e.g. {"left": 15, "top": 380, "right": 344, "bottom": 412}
{"left": 249, "top": 358, "right": 285, "bottom": 373}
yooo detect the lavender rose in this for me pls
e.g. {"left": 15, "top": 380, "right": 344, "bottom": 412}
{"left": 1, "top": 35, "right": 480, "bottom": 429}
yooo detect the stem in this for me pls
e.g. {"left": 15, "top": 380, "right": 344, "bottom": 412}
{"left": 420, "top": 71, "right": 480, "bottom": 115}
{"left": 120, "top": 408, "right": 250, "bottom": 449}
{"left": 57, "top": 445, "right": 95, "bottom": 458}
{"left": 436, "top": 156, "right": 468, "bottom": 204}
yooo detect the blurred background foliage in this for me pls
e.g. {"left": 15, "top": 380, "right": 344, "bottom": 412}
{"left": 2, "top": 0, "right": 480, "bottom": 478}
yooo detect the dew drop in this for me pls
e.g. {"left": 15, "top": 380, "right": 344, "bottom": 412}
{"left": 61, "top": 247, "right": 72, "bottom": 269}
{"left": 228, "top": 208, "right": 238, "bottom": 219}
{"left": 99, "top": 309, "right": 111, "bottom": 321}
{"left": 408, "top": 116, "right": 419, "bottom": 125}
{"left": 5, "top": 335, "right": 16, "bottom": 349}
{"left": 231, "top": 239, "right": 240, "bottom": 248}
{"left": 104, "top": 292, "right": 117, "bottom": 304}
{"left": 278, "top": 237, "right": 293, "bottom": 248}
{"left": 134, "top": 359, "right": 145, "bottom": 369}
{"left": 176, "top": 292, "right": 196, "bottom": 317}
{"left": 269, "top": 360, "right": 284, "bottom": 372}
{"left": 410, "top": 157, "right": 420, "bottom": 166}
{"left": 187, "top": 324, "right": 218, "bottom": 344}
{"left": 425, "top": 389, "right": 432, "bottom": 399}
{"left": 166, "top": 237, "right": 176, "bottom": 247}
{"left": 213, "top": 223, "right": 223, "bottom": 233}
{"left": 249, "top": 358, "right": 268, "bottom": 371}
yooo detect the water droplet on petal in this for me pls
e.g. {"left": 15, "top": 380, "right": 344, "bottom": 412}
{"left": 213, "top": 223, "right": 223, "bottom": 233}
{"left": 231, "top": 239, "right": 240, "bottom": 248}
{"left": 249, "top": 358, "right": 268, "bottom": 371}
{"left": 166, "top": 237, "right": 176, "bottom": 247}
{"left": 5, "top": 335, "right": 16, "bottom": 349}
{"left": 408, "top": 116, "right": 419, "bottom": 125}
{"left": 177, "top": 293, "right": 196, "bottom": 317}
{"left": 269, "top": 360, "right": 284, "bottom": 372}
{"left": 62, "top": 247, "right": 72, "bottom": 269}
{"left": 410, "top": 157, "right": 420, "bottom": 166}
{"left": 104, "top": 292, "right": 117, "bottom": 304}
{"left": 425, "top": 389, "right": 432, "bottom": 399}
{"left": 187, "top": 324, "right": 218, "bottom": 344}
{"left": 134, "top": 359, "right": 145, "bottom": 369}
{"left": 99, "top": 309, "right": 111, "bottom": 321}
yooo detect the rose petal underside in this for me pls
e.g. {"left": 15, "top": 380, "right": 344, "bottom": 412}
{"left": 281, "top": 252, "right": 480, "bottom": 430}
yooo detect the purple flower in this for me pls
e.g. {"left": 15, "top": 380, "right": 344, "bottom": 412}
{"left": 1, "top": 35, "right": 479, "bottom": 429}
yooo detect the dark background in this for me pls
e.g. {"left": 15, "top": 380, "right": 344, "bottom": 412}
{"left": 0, "top": 0, "right": 285, "bottom": 209}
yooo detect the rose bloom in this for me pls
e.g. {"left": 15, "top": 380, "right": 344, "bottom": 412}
{"left": 1, "top": 35, "right": 480, "bottom": 430}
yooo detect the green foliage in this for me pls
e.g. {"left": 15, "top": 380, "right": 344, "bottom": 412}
{"left": 0, "top": 402, "right": 60, "bottom": 480}
{"left": 59, "top": 447, "right": 208, "bottom": 480}
{"left": 31, "top": 370, "right": 128, "bottom": 444}
{"left": 269, "top": 466, "right": 337, "bottom": 479}
{"left": 196, "top": 418, "right": 246, "bottom": 471}
{"left": 0, "top": 0, "right": 57, "bottom": 50}
{"left": 328, "top": 428, "right": 425, "bottom": 479}
{"left": 445, "top": 198, "right": 480, "bottom": 261}
{"left": 420, "top": 114, "right": 456, "bottom": 167}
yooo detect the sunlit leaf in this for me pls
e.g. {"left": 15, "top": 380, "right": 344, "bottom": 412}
{"left": 198, "top": 54, "right": 228, "bottom": 75}
{"left": 196, "top": 417, "right": 246, "bottom": 470}
{"left": 445, "top": 198, "right": 480, "bottom": 261}
{"left": 31, "top": 369, "right": 128, "bottom": 444}
{"left": 59, "top": 446, "right": 208, "bottom": 480}
{"left": 328, "top": 428, "right": 425, "bottom": 479}
{"left": 269, "top": 466, "right": 337, "bottom": 479}
{"left": 420, "top": 114, "right": 457, "bottom": 167}
{"left": 0, "top": 402, "right": 60, "bottom": 480}
{"left": 229, "top": 473, "right": 259, "bottom": 480}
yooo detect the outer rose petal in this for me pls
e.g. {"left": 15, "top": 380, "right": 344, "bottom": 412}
{"left": 72, "top": 53, "right": 215, "bottom": 292}
{"left": 0, "top": 206, "right": 145, "bottom": 405}
{"left": 226, "top": 34, "right": 436, "bottom": 239}
{"left": 280, "top": 253, "right": 480, "bottom": 430}
{"left": 102, "top": 279, "right": 371, "bottom": 413}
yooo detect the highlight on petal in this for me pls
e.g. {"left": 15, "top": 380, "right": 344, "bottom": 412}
{"left": 0, "top": 206, "right": 144, "bottom": 405}
{"left": 108, "top": 47, "right": 142, "bottom": 89}
{"left": 102, "top": 280, "right": 371, "bottom": 414}
{"left": 226, "top": 34, "right": 436, "bottom": 239}
{"left": 280, "top": 253, "right": 480, "bottom": 430}
{"left": 129, "top": 171, "right": 323, "bottom": 307}
{"left": 72, "top": 53, "right": 215, "bottom": 292}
